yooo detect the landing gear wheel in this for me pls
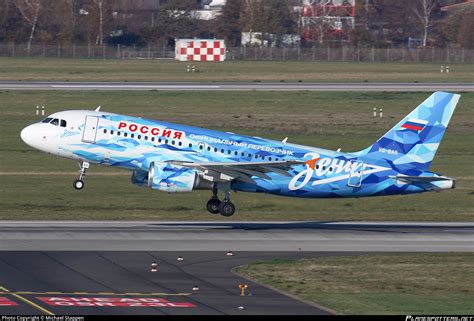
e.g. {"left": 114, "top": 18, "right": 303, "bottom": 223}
{"left": 206, "top": 198, "right": 221, "bottom": 214}
{"left": 73, "top": 179, "right": 84, "bottom": 190}
{"left": 218, "top": 201, "right": 235, "bottom": 217}
{"left": 73, "top": 161, "right": 89, "bottom": 191}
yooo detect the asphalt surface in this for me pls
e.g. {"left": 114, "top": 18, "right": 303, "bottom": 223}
{"left": 1, "top": 221, "right": 473, "bottom": 315}
{"left": 1, "top": 221, "right": 473, "bottom": 252}
{"left": 0, "top": 251, "right": 335, "bottom": 315}
{"left": 0, "top": 81, "right": 473, "bottom": 91}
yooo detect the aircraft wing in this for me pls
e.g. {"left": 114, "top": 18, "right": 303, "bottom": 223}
{"left": 167, "top": 160, "right": 305, "bottom": 184}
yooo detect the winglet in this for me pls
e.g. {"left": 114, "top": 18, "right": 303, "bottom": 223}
{"left": 95, "top": 106, "right": 101, "bottom": 111}
{"left": 282, "top": 137, "right": 288, "bottom": 143}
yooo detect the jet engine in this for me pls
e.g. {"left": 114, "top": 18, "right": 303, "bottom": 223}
{"left": 131, "top": 170, "right": 148, "bottom": 187}
{"left": 147, "top": 161, "right": 212, "bottom": 192}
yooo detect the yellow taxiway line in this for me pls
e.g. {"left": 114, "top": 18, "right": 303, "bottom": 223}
{"left": 0, "top": 286, "right": 54, "bottom": 315}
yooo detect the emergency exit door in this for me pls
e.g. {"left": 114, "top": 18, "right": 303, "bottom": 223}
{"left": 347, "top": 161, "right": 364, "bottom": 188}
{"left": 82, "top": 116, "right": 99, "bottom": 143}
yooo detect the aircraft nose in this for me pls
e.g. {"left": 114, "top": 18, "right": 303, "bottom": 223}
{"left": 20, "top": 124, "right": 37, "bottom": 148}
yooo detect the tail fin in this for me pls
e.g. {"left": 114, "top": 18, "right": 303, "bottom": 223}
{"left": 360, "top": 91, "right": 460, "bottom": 172}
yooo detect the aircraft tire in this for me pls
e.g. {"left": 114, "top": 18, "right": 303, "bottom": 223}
{"left": 206, "top": 198, "right": 221, "bottom": 214}
{"left": 73, "top": 179, "right": 84, "bottom": 190}
{"left": 218, "top": 201, "right": 235, "bottom": 217}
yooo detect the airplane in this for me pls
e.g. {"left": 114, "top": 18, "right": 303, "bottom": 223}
{"left": 20, "top": 91, "right": 459, "bottom": 217}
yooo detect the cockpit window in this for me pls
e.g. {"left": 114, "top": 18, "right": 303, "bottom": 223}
{"left": 50, "top": 118, "right": 59, "bottom": 126}
{"left": 60, "top": 119, "right": 67, "bottom": 127}
{"left": 41, "top": 117, "right": 53, "bottom": 123}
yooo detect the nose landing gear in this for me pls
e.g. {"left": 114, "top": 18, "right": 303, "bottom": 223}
{"left": 73, "top": 161, "right": 89, "bottom": 190}
{"left": 206, "top": 184, "right": 235, "bottom": 217}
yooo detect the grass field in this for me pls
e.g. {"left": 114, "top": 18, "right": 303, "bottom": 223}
{"left": 0, "top": 90, "right": 473, "bottom": 220}
{"left": 234, "top": 253, "right": 474, "bottom": 314}
{"left": 1, "top": 57, "right": 474, "bottom": 83}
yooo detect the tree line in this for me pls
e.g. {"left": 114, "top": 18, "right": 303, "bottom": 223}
{"left": 0, "top": 0, "right": 472, "bottom": 48}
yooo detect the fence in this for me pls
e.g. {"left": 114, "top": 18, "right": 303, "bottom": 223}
{"left": 0, "top": 43, "right": 473, "bottom": 63}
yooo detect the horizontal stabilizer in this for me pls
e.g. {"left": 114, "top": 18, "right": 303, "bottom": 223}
{"left": 390, "top": 175, "right": 453, "bottom": 183}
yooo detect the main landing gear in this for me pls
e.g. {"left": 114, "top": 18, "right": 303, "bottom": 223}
{"left": 73, "top": 161, "right": 89, "bottom": 190}
{"left": 206, "top": 184, "right": 235, "bottom": 217}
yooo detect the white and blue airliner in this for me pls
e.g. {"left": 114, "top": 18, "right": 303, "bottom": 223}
{"left": 20, "top": 91, "right": 459, "bottom": 217}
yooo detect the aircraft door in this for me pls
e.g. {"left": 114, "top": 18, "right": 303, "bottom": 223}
{"left": 82, "top": 116, "right": 99, "bottom": 143}
{"left": 347, "top": 161, "right": 364, "bottom": 188}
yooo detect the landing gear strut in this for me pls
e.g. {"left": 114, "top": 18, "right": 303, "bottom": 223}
{"left": 73, "top": 161, "right": 89, "bottom": 190}
{"left": 206, "top": 184, "right": 236, "bottom": 217}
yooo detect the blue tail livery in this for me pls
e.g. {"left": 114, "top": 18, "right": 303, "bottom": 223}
{"left": 20, "top": 92, "right": 460, "bottom": 217}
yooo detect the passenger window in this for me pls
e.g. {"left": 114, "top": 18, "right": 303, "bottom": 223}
{"left": 111, "top": 130, "right": 114, "bottom": 135}
{"left": 158, "top": 138, "right": 162, "bottom": 143}
{"left": 227, "top": 150, "right": 231, "bottom": 154}
{"left": 235, "top": 151, "right": 238, "bottom": 156}
{"left": 178, "top": 142, "right": 182, "bottom": 146}
{"left": 214, "top": 148, "right": 218, "bottom": 152}
{"left": 103, "top": 129, "right": 107, "bottom": 134}
{"left": 165, "top": 140, "right": 168, "bottom": 144}
{"left": 207, "top": 147, "right": 211, "bottom": 151}
{"left": 151, "top": 137, "right": 155, "bottom": 142}
{"left": 144, "top": 136, "right": 148, "bottom": 140}
{"left": 50, "top": 118, "right": 59, "bottom": 126}
{"left": 60, "top": 120, "right": 67, "bottom": 127}
{"left": 124, "top": 133, "right": 128, "bottom": 137}
{"left": 117, "top": 131, "right": 121, "bottom": 136}
{"left": 269, "top": 157, "right": 272, "bottom": 161}
{"left": 137, "top": 135, "right": 141, "bottom": 139}
{"left": 189, "top": 143, "right": 193, "bottom": 148}
{"left": 171, "top": 140, "right": 175, "bottom": 145}
{"left": 41, "top": 117, "right": 53, "bottom": 123}
{"left": 131, "top": 134, "right": 135, "bottom": 138}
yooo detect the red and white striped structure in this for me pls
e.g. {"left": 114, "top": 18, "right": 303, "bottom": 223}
{"left": 175, "top": 39, "right": 226, "bottom": 62}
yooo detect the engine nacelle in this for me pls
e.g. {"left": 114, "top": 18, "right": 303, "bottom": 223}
{"left": 131, "top": 170, "right": 148, "bottom": 187}
{"left": 148, "top": 161, "right": 212, "bottom": 193}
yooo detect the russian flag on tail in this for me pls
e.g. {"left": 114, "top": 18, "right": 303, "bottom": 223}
{"left": 400, "top": 118, "right": 428, "bottom": 131}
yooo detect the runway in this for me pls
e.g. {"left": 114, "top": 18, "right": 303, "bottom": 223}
{"left": 0, "top": 81, "right": 473, "bottom": 91}
{"left": 1, "top": 221, "right": 473, "bottom": 252}
{"left": 0, "top": 251, "right": 335, "bottom": 315}
{"left": 1, "top": 221, "right": 472, "bottom": 315}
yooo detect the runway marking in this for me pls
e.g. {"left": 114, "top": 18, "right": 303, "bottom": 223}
{"left": 51, "top": 85, "right": 221, "bottom": 89}
{"left": 0, "top": 171, "right": 128, "bottom": 176}
{"left": 0, "top": 297, "right": 18, "bottom": 306}
{"left": 0, "top": 286, "right": 54, "bottom": 315}
{"left": 37, "top": 297, "right": 196, "bottom": 308}
{"left": 0, "top": 291, "right": 191, "bottom": 296}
